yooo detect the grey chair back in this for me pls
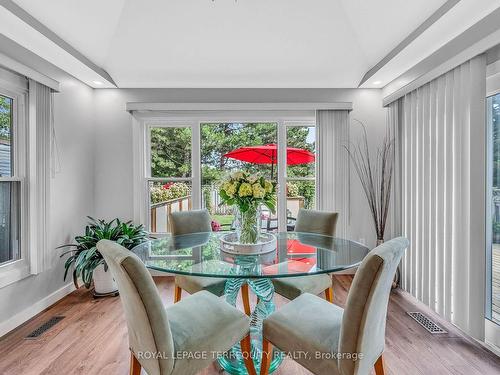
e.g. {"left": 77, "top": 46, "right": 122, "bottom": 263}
{"left": 338, "top": 237, "right": 409, "bottom": 375}
{"left": 294, "top": 208, "right": 338, "bottom": 236}
{"left": 97, "top": 240, "right": 175, "bottom": 375}
{"left": 170, "top": 209, "right": 212, "bottom": 235}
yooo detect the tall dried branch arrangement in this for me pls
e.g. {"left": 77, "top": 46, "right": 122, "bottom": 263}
{"left": 344, "top": 120, "right": 394, "bottom": 242}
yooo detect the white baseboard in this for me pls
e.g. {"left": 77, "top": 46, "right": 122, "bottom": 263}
{"left": 0, "top": 282, "right": 75, "bottom": 338}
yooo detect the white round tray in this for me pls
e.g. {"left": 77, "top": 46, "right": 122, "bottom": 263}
{"left": 220, "top": 232, "right": 276, "bottom": 255}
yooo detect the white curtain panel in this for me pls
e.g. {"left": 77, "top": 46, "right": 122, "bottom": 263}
{"left": 395, "top": 55, "right": 486, "bottom": 340}
{"left": 316, "top": 110, "right": 350, "bottom": 239}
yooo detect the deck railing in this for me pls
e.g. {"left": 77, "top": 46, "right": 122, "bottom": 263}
{"left": 150, "top": 186, "right": 305, "bottom": 233}
{"left": 201, "top": 184, "right": 305, "bottom": 216}
{"left": 150, "top": 195, "right": 192, "bottom": 233}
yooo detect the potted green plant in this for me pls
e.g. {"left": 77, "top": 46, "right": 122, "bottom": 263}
{"left": 59, "top": 217, "right": 149, "bottom": 297}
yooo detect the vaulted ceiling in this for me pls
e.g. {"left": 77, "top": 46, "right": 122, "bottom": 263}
{"left": 1, "top": 0, "right": 499, "bottom": 88}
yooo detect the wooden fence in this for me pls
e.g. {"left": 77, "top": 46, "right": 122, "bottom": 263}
{"left": 203, "top": 184, "right": 233, "bottom": 215}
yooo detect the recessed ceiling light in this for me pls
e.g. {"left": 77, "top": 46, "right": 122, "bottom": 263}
{"left": 92, "top": 80, "right": 103, "bottom": 85}
{"left": 372, "top": 80, "right": 382, "bottom": 85}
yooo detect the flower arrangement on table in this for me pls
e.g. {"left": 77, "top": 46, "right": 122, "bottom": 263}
{"left": 219, "top": 171, "right": 276, "bottom": 244}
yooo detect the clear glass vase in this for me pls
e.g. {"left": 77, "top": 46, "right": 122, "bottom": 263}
{"left": 234, "top": 205, "right": 261, "bottom": 244}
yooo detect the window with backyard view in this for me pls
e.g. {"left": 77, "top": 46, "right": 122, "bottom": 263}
{"left": 148, "top": 125, "right": 192, "bottom": 233}
{"left": 488, "top": 92, "right": 500, "bottom": 325}
{"left": 0, "top": 93, "right": 20, "bottom": 266}
{"left": 147, "top": 121, "right": 316, "bottom": 234}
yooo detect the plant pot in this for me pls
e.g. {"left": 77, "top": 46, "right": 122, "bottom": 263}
{"left": 93, "top": 263, "right": 118, "bottom": 296}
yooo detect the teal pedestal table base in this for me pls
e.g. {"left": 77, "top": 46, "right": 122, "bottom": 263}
{"left": 218, "top": 277, "right": 283, "bottom": 374}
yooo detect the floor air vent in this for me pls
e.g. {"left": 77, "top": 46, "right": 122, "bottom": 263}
{"left": 407, "top": 312, "right": 447, "bottom": 334}
{"left": 25, "top": 316, "right": 65, "bottom": 339}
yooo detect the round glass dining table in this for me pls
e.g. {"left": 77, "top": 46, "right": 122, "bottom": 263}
{"left": 132, "top": 232, "right": 369, "bottom": 375}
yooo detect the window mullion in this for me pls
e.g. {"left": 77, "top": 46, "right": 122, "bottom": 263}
{"left": 147, "top": 177, "right": 193, "bottom": 182}
{"left": 277, "top": 121, "right": 287, "bottom": 232}
{"left": 0, "top": 177, "right": 23, "bottom": 182}
{"left": 191, "top": 121, "right": 201, "bottom": 209}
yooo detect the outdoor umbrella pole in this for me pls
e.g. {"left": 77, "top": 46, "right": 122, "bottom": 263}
{"left": 270, "top": 154, "right": 275, "bottom": 180}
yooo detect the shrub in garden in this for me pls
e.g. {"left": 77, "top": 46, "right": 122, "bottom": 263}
{"left": 150, "top": 182, "right": 191, "bottom": 204}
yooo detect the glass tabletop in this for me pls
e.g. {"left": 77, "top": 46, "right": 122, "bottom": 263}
{"left": 131, "top": 232, "right": 369, "bottom": 279}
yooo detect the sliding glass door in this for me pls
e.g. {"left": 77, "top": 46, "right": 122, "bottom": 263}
{"left": 487, "top": 93, "right": 500, "bottom": 325}
{"left": 200, "top": 122, "right": 278, "bottom": 232}
{"left": 145, "top": 118, "right": 316, "bottom": 234}
{"left": 284, "top": 122, "right": 316, "bottom": 231}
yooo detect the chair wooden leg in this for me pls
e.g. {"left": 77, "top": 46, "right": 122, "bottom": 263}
{"left": 241, "top": 283, "right": 251, "bottom": 316}
{"left": 130, "top": 352, "right": 141, "bottom": 375}
{"left": 260, "top": 338, "right": 273, "bottom": 375}
{"left": 174, "top": 285, "right": 182, "bottom": 303}
{"left": 240, "top": 334, "right": 256, "bottom": 375}
{"left": 374, "top": 354, "right": 385, "bottom": 375}
{"left": 325, "top": 286, "right": 334, "bottom": 303}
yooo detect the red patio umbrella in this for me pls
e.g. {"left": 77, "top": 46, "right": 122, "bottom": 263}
{"left": 223, "top": 143, "right": 315, "bottom": 178}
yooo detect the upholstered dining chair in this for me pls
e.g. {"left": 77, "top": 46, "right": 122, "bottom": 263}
{"left": 260, "top": 237, "right": 409, "bottom": 375}
{"left": 97, "top": 239, "right": 256, "bottom": 375}
{"left": 273, "top": 208, "right": 338, "bottom": 303}
{"left": 170, "top": 210, "right": 226, "bottom": 300}
{"left": 170, "top": 209, "right": 252, "bottom": 315}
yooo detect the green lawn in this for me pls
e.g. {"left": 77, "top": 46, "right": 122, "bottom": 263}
{"left": 212, "top": 214, "right": 234, "bottom": 230}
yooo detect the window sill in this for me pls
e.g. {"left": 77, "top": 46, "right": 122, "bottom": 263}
{"left": 0, "top": 259, "right": 31, "bottom": 289}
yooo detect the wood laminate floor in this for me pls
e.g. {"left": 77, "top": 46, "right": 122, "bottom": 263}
{"left": 1, "top": 276, "right": 500, "bottom": 375}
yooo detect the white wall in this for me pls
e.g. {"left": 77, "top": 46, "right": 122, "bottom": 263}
{"left": 93, "top": 88, "right": 387, "bottom": 248}
{"left": 0, "top": 76, "right": 95, "bottom": 334}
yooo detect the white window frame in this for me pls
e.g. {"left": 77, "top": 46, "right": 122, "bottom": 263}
{"left": 145, "top": 120, "right": 200, "bottom": 234}
{"left": 485, "top": 64, "right": 500, "bottom": 349}
{"left": 280, "top": 120, "right": 317, "bottom": 230}
{"left": 0, "top": 83, "right": 29, "bottom": 288}
{"left": 132, "top": 110, "right": 317, "bottom": 234}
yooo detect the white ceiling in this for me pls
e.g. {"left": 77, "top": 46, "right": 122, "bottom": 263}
{"left": 364, "top": 0, "right": 500, "bottom": 88}
{"left": 3, "top": 0, "right": 498, "bottom": 88}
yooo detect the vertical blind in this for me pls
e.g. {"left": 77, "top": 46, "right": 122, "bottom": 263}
{"left": 316, "top": 110, "right": 350, "bottom": 239}
{"left": 390, "top": 55, "right": 486, "bottom": 339}
{"left": 29, "top": 79, "right": 56, "bottom": 273}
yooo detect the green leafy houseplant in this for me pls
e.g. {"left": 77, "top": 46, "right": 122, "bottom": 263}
{"left": 59, "top": 217, "right": 149, "bottom": 289}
